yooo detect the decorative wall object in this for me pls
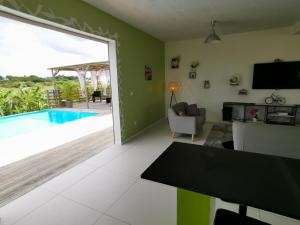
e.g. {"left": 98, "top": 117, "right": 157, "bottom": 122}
{"left": 189, "top": 72, "right": 197, "bottom": 79}
{"left": 189, "top": 61, "right": 199, "bottom": 79}
{"left": 204, "top": 80, "right": 210, "bottom": 89}
{"left": 145, "top": 65, "right": 152, "bottom": 80}
{"left": 191, "top": 61, "right": 200, "bottom": 69}
{"left": 229, "top": 75, "right": 240, "bottom": 86}
{"left": 171, "top": 56, "right": 181, "bottom": 69}
{"left": 238, "top": 89, "right": 248, "bottom": 95}
{"left": 264, "top": 92, "right": 286, "bottom": 105}
{"left": 274, "top": 58, "right": 283, "bottom": 62}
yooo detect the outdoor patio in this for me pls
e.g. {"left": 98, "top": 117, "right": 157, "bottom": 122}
{"left": 72, "top": 101, "right": 112, "bottom": 115}
{"left": 0, "top": 110, "right": 114, "bottom": 207}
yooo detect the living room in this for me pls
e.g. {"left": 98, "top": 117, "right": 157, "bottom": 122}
{"left": 165, "top": 26, "right": 300, "bottom": 122}
{"left": 0, "top": 1, "right": 299, "bottom": 225}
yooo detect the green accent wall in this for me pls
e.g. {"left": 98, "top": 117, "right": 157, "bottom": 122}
{"left": 1, "top": 0, "right": 165, "bottom": 142}
{"left": 177, "top": 188, "right": 211, "bottom": 225}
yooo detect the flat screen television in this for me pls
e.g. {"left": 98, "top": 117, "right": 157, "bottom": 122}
{"left": 252, "top": 61, "right": 300, "bottom": 89}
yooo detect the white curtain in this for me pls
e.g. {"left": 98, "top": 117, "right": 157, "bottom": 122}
{"left": 90, "top": 71, "right": 98, "bottom": 91}
{"left": 98, "top": 70, "right": 110, "bottom": 96}
{"left": 76, "top": 70, "right": 86, "bottom": 97}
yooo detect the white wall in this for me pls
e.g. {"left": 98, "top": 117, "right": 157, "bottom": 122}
{"left": 165, "top": 26, "right": 300, "bottom": 122}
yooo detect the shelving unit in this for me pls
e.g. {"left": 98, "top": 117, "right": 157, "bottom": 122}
{"left": 244, "top": 104, "right": 266, "bottom": 123}
{"left": 265, "top": 105, "right": 297, "bottom": 125}
{"left": 223, "top": 102, "right": 300, "bottom": 126}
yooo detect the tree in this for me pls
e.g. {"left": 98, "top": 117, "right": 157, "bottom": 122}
{"left": 58, "top": 81, "right": 80, "bottom": 101}
{"left": 0, "top": 87, "right": 48, "bottom": 116}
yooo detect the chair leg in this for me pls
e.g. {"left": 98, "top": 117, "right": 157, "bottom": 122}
{"left": 192, "top": 134, "right": 195, "bottom": 142}
{"left": 172, "top": 132, "right": 176, "bottom": 138}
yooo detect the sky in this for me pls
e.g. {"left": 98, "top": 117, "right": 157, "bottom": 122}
{"left": 0, "top": 16, "right": 108, "bottom": 77}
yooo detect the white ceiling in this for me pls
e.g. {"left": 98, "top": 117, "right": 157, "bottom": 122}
{"left": 84, "top": 0, "right": 300, "bottom": 41}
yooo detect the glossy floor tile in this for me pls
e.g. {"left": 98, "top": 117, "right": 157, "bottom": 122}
{"left": 15, "top": 195, "right": 101, "bottom": 225}
{"left": 61, "top": 168, "right": 137, "bottom": 212}
{"left": 82, "top": 146, "right": 125, "bottom": 169}
{"left": 101, "top": 148, "right": 160, "bottom": 178}
{"left": 107, "top": 180, "right": 177, "bottom": 225}
{"left": 39, "top": 164, "right": 95, "bottom": 194}
{"left": 0, "top": 120, "right": 298, "bottom": 225}
{"left": 94, "top": 215, "right": 129, "bottom": 225}
{"left": 0, "top": 188, "right": 55, "bottom": 225}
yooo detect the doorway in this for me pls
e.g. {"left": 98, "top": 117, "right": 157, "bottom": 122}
{"left": 0, "top": 6, "right": 121, "bottom": 207}
{"left": 0, "top": 6, "right": 121, "bottom": 145}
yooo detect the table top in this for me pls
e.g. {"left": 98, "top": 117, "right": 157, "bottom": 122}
{"left": 141, "top": 142, "right": 300, "bottom": 220}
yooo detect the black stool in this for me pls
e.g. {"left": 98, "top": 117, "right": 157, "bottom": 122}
{"left": 214, "top": 209, "right": 271, "bottom": 225}
{"left": 92, "top": 91, "right": 102, "bottom": 102}
{"left": 222, "top": 141, "right": 234, "bottom": 149}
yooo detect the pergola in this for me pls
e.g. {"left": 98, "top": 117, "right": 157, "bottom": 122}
{"left": 48, "top": 61, "right": 110, "bottom": 109}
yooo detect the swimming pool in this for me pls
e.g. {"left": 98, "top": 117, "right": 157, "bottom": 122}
{"left": 0, "top": 110, "right": 97, "bottom": 140}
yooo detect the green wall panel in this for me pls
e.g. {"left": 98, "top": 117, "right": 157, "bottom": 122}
{"left": 1, "top": 0, "right": 165, "bottom": 142}
{"left": 178, "top": 188, "right": 211, "bottom": 225}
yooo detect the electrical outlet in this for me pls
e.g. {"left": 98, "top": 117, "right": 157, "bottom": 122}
{"left": 134, "top": 121, "right": 137, "bottom": 126}
{"left": 130, "top": 91, "right": 134, "bottom": 96}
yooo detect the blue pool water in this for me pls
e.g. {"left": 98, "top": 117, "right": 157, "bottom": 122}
{"left": 0, "top": 110, "right": 97, "bottom": 140}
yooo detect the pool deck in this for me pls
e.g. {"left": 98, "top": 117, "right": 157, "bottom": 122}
{"left": 0, "top": 102, "right": 113, "bottom": 167}
{"left": 58, "top": 101, "right": 112, "bottom": 115}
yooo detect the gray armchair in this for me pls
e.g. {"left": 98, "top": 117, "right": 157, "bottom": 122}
{"left": 168, "top": 102, "right": 206, "bottom": 142}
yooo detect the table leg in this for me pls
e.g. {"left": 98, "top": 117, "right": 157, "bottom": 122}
{"left": 177, "top": 188, "right": 210, "bottom": 225}
{"left": 239, "top": 205, "right": 247, "bottom": 216}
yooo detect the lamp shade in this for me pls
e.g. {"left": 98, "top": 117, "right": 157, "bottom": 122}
{"left": 204, "top": 20, "right": 221, "bottom": 44}
{"left": 204, "top": 30, "right": 221, "bottom": 44}
{"left": 168, "top": 81, "right": 180, "bottom": 93}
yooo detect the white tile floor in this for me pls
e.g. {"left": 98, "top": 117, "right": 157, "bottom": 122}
{"left": 0, "top": 120, "right": 299, "bottom": 225}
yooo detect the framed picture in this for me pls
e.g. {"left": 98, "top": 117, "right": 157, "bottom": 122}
{"left": 189, "top": 71, "right": 197, "bottom": 79}
{"left": 145, "top": 65, "right": 152, "bottom": 80}
{"left": 171, "top": 56, "right": 180, "bottom": 69}
{"left": 204, "top": 80, "right": 210, "bottom": 89}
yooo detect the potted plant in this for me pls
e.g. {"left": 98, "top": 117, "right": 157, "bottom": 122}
{"left": 250, "top": 108, "right": 259, "bottom": 122}
{"left": 106, "top": 85, "right": 112, "bottom": 104}
{"left": 59, "top": 82, "right": 79, "bottom": 108}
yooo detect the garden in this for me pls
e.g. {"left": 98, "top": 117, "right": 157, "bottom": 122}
{"left": 0, "top": 75, "right": 109, "bottom": 117}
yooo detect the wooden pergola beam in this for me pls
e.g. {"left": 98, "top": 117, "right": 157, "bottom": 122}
{"left": 48, "top": 61, "right": 110, "bottom": 109}
{"left": 48, "top": 61, "right": 109, "bottom": 73}
{"left": 50, "top": 69, "right": 60, "bottom": 90}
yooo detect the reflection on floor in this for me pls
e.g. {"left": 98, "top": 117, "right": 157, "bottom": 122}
{"left": 0, "top": 120, "right": 298, "bottom": 225}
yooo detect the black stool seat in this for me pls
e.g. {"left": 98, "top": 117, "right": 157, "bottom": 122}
{"left": 214, "top": 209, "right": 271, "bottom": 225}
{"left": 92, "top": 91, "right": 102, "bottom": 102}
{"left": 222, "top": 141, "right": 234, "bottom": 149}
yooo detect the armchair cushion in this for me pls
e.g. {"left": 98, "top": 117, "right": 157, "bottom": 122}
{"left": 178, "top": 110, "right": 186, "bottom": 116}
{"left": 172, "top": 102, "right": 188, "bottom": 116}
{"left": 186, "top": 104, "right": 198, "bottom": 116}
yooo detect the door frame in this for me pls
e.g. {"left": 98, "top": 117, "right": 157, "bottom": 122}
{"left": 0, "top": 5, "right": 122, "bottom": 144}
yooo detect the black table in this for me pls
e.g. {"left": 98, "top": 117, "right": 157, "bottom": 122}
{"left": 141, "top": 142, "right": 300, "bottom": 220}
